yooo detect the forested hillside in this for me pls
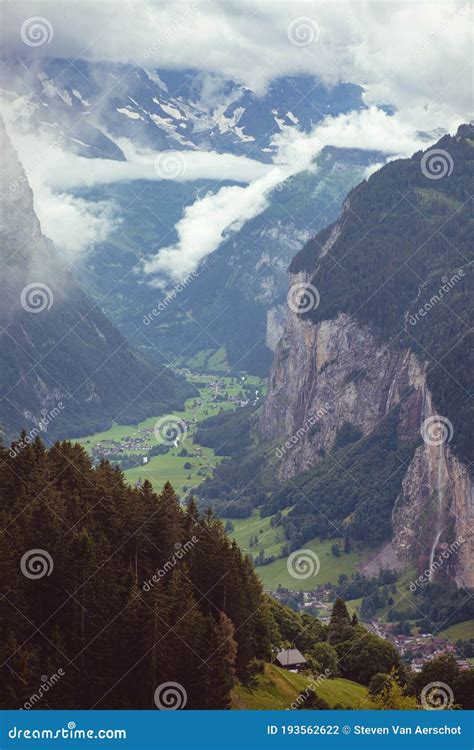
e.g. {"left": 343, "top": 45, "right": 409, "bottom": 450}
{"left": 0, "top": 437, "right": 411, "bottom": 709}
{"left": 0, "top": 438, "right": 270, "bottom": 708}
{"left": 291, "top": 124, "right": 473, "bottom": 464}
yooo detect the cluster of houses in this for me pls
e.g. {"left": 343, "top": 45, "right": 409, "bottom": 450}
{"left": 271, "top": 588, "right": 471, "bottom": 675}
{"left": 91, "top": 430, "right": 152, "bottom": 459}
{"left": 371, "top": 620, "right": 470, "bottom": 672}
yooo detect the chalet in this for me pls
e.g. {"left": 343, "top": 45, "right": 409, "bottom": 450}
{"left": 275, "top": 648, "right": 307, "bottom": 672}
{"left": 411, "top": 658, "right": 426, "bottom": 673}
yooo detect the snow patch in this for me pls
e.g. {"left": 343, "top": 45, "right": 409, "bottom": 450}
{"left": 116, "top": 107, "right": 143, "bottom": 121}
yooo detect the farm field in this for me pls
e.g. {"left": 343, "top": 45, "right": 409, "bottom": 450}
{"left": 230, "top": 510, "right": 365, "bottom": 590}
{"left": 75, "top": 371, "right": 264, "bottom": 496}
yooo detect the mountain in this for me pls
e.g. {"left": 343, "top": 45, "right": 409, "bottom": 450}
{"left": 200, "top": 126, "right": 473, "bottom": 587}
{"left": 0, "top": 59, "right": 383, "bottom": 375}
{"left": 0, "top": 118, "right": 190, "bottom": 443}
{"left": 76, "top": 145, "right": 379, "bottom": 375}
{"left": 0, "top": 58, "right": 364, "bottom": 160}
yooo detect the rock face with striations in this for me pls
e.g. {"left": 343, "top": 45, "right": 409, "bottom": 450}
{"left": 261, "top": 126, "right": 473, "bottom": 587}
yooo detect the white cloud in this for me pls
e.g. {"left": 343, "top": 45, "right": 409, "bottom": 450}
{"left": 143, "top": 166, "right": 288, "bottom": 281}
{"left": 35, "top": 187, "right": 119, "bottom": 261}
{"left": 142, "top": 105, "right": 434, "bottom": 282}
{"left": 1, "top": 99, "right": 271, "bottom": 261}
{"left": 2, "top": 0, "right": 471, "bottom": 274}
{"left": 2, "top": 0, "right": 471, "bottom": 121}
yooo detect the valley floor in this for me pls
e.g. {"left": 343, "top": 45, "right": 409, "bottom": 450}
{"left": 75, "top": 370, "right": 264, "bottom": 496}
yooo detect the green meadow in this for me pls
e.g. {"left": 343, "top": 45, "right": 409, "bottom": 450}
{"left": 76, "top": 372, "right": 264, "bottom": 496}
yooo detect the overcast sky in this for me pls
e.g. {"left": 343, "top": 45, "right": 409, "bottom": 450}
{"left": 1, "top": 0, "right": 472, "bottom": 278}
{"left": 3, "top": 0, "right": 471, "bottom": 116}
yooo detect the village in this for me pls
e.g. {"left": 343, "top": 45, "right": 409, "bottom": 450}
{"left": 369, "top": 620, "right": 471, "bottom": 673}
{"left": 83, "top": 373, "right": 262, "bottom": 467}
{"left": 272, "top": 586, "right": 471, "bottom": 673}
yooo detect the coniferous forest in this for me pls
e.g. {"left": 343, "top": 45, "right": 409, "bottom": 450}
{"left": 0, "top": 437, "right": 271, "bottom": 709}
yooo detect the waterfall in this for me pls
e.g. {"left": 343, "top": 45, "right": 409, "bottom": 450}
{"left": 422, "top": 389, "right": 448, "bottom": 581}
{"left": 427, "top": 436, "right": 447, "bottom": 580}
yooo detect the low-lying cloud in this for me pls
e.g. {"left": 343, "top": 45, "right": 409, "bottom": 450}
{"left": 142, "top": 106, "right": 437, "bottom": 282}
{"left": 1, "top": 0, "right": 471, "bottom": 277}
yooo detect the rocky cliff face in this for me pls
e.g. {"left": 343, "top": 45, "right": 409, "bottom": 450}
{"left": 0, "top": 118, "right": 190, "bottom": 441}
{"left": 261, "top": 222, "right": 473, "bottom": 587}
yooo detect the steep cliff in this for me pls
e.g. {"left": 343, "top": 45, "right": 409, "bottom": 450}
{"left": 261, "top": 126, "right": 473, "bottom": 586}
{"left": 0, "top": 118, "right": 190, "bottom": 442}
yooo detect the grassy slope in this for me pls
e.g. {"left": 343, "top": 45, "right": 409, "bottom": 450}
{"left": 232, "top": 664, "right": 367, "bottom": 710}
{"left": 345, "top": 566, "right": 417, "bottom": 620}
{"left": 439, "top": 620, "right": 474, "bottom": 641}
{"left": 231, "top": 511, "right": 364, "bottom": 590}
